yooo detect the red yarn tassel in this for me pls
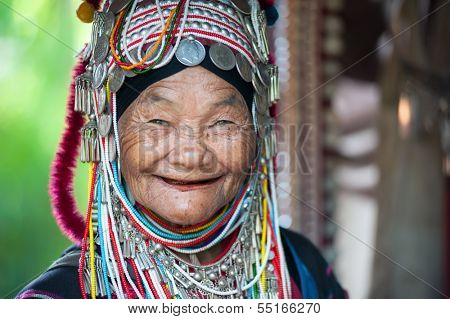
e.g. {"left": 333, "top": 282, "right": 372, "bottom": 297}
{"left": 48, "top": 58, "right": 87, "bottom": 244}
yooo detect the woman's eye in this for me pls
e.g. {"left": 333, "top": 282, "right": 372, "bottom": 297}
{"left": 148, "top": 119, "right": 169, "bottom": 126}
{"left": 213, "top": 120, "right": 235, "bottom": 126}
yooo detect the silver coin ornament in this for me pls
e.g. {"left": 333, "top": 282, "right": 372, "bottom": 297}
{"left": 108, "top": 66, "right": 126, "bottom": 93}
{"left": 175, "top": 38, "right": 206, "bottom": 67}
{"left": 255, "top": 90, "right": 269, "bottom": 114}
{"left": 96, "top": 85, "right": 107, "bottom": 114}
{"left": 235, "top": 52, "right": 252, "bottom": 82}
{"left": 108, "top": 134, "right": 117, "bottom": 162}
{"left": 231, "top": 0, "right": 251, "bottom": 15}
{"left": 93, "top": 33, "right": 109, "bottom": 64}
{"left": 252, "top": 71, "right": 265, "bottom": 96}
{"left": 98, "top": 113, "right": 112, "bottom": 137}
{"left": 109, "top": 0, "right": 133, "bottom": 14}
{"left": 93, "top": 62, "right": 108, "bottom": 88}
{"left": 256, "top": 63, "right": 270, "bottom": 87}
{"left": 209, "top": 43, "right": 236, "bottom": 71}
{"left": 103, "top": 11, "right": 116, "bottom": 36}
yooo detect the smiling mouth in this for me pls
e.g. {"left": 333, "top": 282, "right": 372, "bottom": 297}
{"left": 156, "top": 175, "right": 223, "bottom": 191}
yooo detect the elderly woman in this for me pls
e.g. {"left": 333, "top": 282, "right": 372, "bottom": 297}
{"left": 16, "top": 0, "right": 347, "bottom": 299}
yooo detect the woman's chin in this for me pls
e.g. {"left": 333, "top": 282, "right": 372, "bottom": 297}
{"left": 149, "top": 205, "right": 218, "bottom": 226}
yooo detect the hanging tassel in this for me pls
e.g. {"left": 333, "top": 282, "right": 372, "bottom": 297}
{"left": 80, "top": 119, "right": 100, "bottom": 163}
{"left": 49, "top": 59, "right": 88, "bottom": 244}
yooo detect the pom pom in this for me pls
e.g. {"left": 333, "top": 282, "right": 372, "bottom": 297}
{"left": 76, "top": 1, "right": 95, "bottom": 23}
{"left": 265, "top": 5, "right": 279, "bottom": 26}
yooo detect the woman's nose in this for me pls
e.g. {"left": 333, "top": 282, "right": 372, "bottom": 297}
{"left": 167, "top": 129, "right": 214, "bottom": 170}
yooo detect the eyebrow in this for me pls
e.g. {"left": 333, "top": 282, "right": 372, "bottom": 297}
{"left": 213, "top": 93, "right": 244, "bottom": 108}
{"left": 141, "top": 93, "right": 174, "bottom": 105}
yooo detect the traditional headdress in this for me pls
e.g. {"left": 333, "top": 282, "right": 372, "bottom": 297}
{"left": 50, "top": 0, "right": 290, "bottom": 299}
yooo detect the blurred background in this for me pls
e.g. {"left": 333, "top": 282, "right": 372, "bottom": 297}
{"left": 0, "top": 0, "right": 449, "bottom": 298}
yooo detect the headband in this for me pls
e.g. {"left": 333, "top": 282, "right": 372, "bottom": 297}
{"left": 116, "top": 44, "right": 254, "bottom": 119}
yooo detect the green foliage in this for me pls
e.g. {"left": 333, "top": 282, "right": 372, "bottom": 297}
{"left": 0, "top": 0, "right": 91, "bottom": 298}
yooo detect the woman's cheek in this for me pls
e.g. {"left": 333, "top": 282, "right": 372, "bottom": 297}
{"left": 212, "top": 131, "right": 256, "bottom": 173}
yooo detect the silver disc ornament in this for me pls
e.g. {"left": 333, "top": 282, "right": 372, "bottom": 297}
{"left": 108, "top": 66, "right": 126, "bottom": 93}
{"left": 209, "top": 43, "right": 236, "bottom": 71}
{"left": 93, "top": 62, "right": 108, "bottom": 88}
{"left": 236, "top": 52, "right": 252, "bottom": 82}
{"left": 256, "top": 63, "right": 270, "bottom": 87}
{"left": 98, "top": 113, "right": 112, "bottom": 137}
{"left": 175, "top": 38, "right": 206, "bottom": 66}
{"left": 96, "top": 85, "right": 107, "bottom": 114}
{"left": 103, "top": 11, "right": 116, "bottom": 36}
{"left": 93, "top": 33, "right": 109, "bottom": 64}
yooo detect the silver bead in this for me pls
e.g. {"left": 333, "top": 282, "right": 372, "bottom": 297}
{"left": 191, "top": 21, "right": 201, "bottom": 29}
{"left": 220, "top": 263, "right": 229, "bottom": 272}
{"left": 204, "top": 10, "right": 212, "bottom": 18}
{"left": 201, "top": 22, "right": 212, "bottom": 30}
{"left": 193, "top": 272, "right": 203, "bottom": 281}
{"left": 221, "top": 28, "right": 230, "bottom": 37}
{"left": 226, "top": 7, "right": 235, "bottom": 15}
{"left": 218, "top": 277, "right": 227, "bottom": 288}
{"left": 181, "top": 264, "right": 188, "bottom": 271}
{"left": 236, "top": 257, "right": 244, "bottom": 265}
{"left": 149, "top": 249, "right": 156, "bottom": 255}
{"left": 174, "top": 271, "right": 181, "bottom": 278}
{"left": 231, "top": 253, "right": 237, "bottom": 260}
{"left": 228, "top": 269, "right": 235, "bottom": 276}
{"left": 140, "top": 28, "right": 148, "bottom": 37}
{"left": 131, "top": 33, "right": 139, "bottom": 41}
{"left": 208, "top": 272, "right": 217, "bottom": 280}
{"left": 193, "top": 8, "right": 202, "bottom": 15}
{"left": 212, "top": 25, "right": 221, "bottom": 33}
{"left": 155, "top": 243, "right": 163, "bottom": 251}
{"left": 163, "top": 258, "right": 171, "bottom": 266}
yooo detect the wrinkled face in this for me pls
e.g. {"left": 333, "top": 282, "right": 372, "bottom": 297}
{"left": 119, "top": 66, "right": 256, "bottom": 226}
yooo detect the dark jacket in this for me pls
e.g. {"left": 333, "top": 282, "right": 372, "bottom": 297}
{"left": 15, "top": 227, "right": 348, "bottom": 299}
